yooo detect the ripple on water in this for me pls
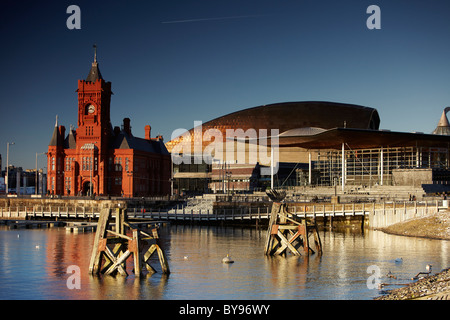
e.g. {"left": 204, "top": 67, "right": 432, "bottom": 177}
{"left": 0, "top": 226, "right": 448, "bottom": 300}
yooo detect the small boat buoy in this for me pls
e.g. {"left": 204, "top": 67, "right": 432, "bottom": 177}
{"left": 222, "top": 254, "right": 234, "bottom": 264}
{"left": 17, "top": 234, "right": 20, "bottom": 238}
{"left": 395, "top": 258, "right": 403, "bottom": 263}
{"left": 35, "top": 245, "right": 40, "bottom": 249}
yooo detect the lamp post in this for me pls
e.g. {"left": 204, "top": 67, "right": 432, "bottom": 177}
{"left": 35, "top": 152, "right": 46, "bottom": 195}
{"left": 171, "top": 158, "right": 174, "bottom": 197}
{"left": 226, "top": 171, "right": 232, "bottom": 195}
{"left": 6, "top": 142, "right": 15, "bottom": 195}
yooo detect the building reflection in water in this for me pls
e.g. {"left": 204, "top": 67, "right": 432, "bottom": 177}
{"left": 1, "top": 224, "right": 449, "bottom": 300}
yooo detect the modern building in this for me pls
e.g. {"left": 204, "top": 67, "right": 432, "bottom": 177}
{"left": 0, "top": 166, "right": 46, "bottom": 195}
{"left": 166, "top": 101, "right": 450, "bottom": 193}
{"left": 47, "top": 52, "right": 171, "bottom": 197}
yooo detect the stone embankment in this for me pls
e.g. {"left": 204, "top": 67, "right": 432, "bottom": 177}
{"left": 376, "top": 210, "right": 450, "bottom": 300}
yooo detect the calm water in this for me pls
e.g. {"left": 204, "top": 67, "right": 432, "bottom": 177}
{"left": 0, "top": 224, "right": 449, "bottom": 300}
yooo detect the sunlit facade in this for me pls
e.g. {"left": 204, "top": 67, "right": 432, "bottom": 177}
{"left": 167, "top": 101, "right": 450, "bottom": 192}
{"left": 47, "top": 54, "right": 171, "bottom": 197}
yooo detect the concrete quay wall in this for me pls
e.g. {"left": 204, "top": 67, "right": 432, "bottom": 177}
{"left": 368, "top": 204, "right": 440, "bottom": 229}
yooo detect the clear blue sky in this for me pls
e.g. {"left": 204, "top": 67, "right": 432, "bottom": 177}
{"left": 1, "top": 0, "right": 450, "bottom": 169}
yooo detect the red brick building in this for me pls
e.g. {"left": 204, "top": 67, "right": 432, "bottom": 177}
{"left": 47, "top": 53, "right": 171, "bottom": 197}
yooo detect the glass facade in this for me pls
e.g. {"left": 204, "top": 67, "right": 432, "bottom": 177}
{"left": 315, "top": 146, "right": 450, "bottom": 187}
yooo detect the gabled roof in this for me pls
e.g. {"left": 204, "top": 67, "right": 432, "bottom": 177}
{"left": 111, "top": 130, "right": 169, "bottom": 155}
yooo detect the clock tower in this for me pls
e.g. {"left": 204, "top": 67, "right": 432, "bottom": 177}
{"left": 75, "top": 46, "right": 112, "bottom": 195}
{"left": 76, "top": 46, "right": 112, "bottom": 145}
{"left": 47, "top": 47, "right": 171, "bottom": 197}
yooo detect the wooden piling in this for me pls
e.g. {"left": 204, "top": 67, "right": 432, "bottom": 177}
{"left": 88, "top": 208, "right": 170, "bottom": 277}
{"left": 132, "top": 229, "right": 142, "bottom": 276}
{"left": 264, "top": 201, "right": 322, "bottom": 257}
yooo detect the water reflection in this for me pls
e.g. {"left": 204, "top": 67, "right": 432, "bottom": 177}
{"left": 0, "top": 225, "right": 449, "bottom": 300}
{"left": 85, "top": 273, "right": 169, "bottom": 300}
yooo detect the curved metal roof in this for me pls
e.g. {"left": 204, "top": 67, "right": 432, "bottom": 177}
{"left": 279, "top": 127, "right": 327, "bottom": 137}
{"left": 200, "top": 101, "right": 379, "bottom": 131}
{"left": 166, "top": 101, "right": 380, "bottom": 152}
{"left": 271, "top": 127, "right": 450, "bottom": 150}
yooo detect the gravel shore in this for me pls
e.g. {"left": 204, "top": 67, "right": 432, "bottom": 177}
{"left": 377, "top": 210, "right": 450, "bottom": 241}
{"left": 375, "top": 267, "right": 450, "bottom": 300}
{"left": 375, "top": 210, "right": 450, "bottom": 300}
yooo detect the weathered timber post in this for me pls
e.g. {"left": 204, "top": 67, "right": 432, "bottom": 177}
{"left": 132, "top": 229, "right": 142, "bottom": 276}
{"left": 89, "top": 208, "right": 170, "bottom": 277}
{"left": 264, "top": 190, "right": 322, "bottom": 256}
{"left": 89, "top": 208, "right": 111, "bottom": 275}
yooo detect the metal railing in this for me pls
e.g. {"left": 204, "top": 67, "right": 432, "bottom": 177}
{"left": 0, "top": 200, "right": 446, "bottom": 226}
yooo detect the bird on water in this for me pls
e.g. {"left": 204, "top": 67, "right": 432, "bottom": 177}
{"left": 222, "top": 254, "right": 234, "bottom": 264}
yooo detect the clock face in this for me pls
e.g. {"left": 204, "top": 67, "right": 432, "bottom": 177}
{"left": 87, "top": 104, "right": 95, "bottom": 114}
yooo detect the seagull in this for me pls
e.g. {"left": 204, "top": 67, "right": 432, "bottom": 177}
{"left": 184, "top": 256, "right": 189, "bottom": 260}
{"left": 35, "top": 245, "right": 40, "bottom": 249}
{"left": 222, "top": 254, "right": 234, "bottom": 264}
{"left": 412, "top": 264, "right": 433, "bottom": 280}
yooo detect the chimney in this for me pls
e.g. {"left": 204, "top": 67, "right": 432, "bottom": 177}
{"left": 123, "top": 118, "right": 131, "bottom": 136}
{"left": 145, "top": 125, "right": 151, "bottom": 140}
{"left": 114, "top": 126, "right": 120, "bottom": 136}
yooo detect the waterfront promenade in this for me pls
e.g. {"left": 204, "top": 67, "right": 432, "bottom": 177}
{"left": 0, "top": 197, "right": 446, "bottom": 229}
